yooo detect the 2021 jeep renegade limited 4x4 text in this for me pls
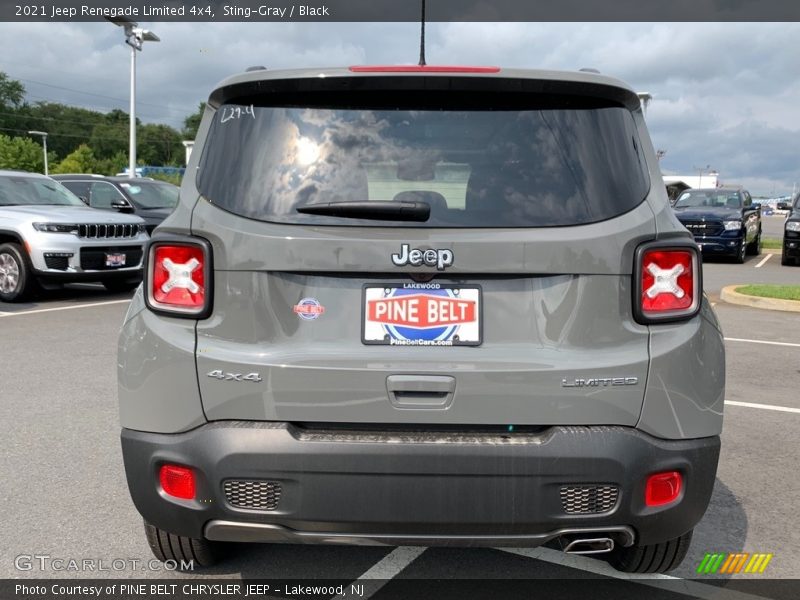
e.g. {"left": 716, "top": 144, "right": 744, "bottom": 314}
{"left": 118, "top": 66, "right": 725, "bottom": 573}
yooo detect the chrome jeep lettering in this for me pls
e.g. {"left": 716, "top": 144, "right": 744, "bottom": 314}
{"left": 391, "top": 244, "right": 454, "bottom": 270}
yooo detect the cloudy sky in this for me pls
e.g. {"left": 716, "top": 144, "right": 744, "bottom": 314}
{"left": 1, "top": 21, "right": 799, "bottom": 196}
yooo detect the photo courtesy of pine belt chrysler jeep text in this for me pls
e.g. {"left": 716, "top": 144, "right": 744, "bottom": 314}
{"left": 117, "top": 65, "right": 725, "bottom": 574}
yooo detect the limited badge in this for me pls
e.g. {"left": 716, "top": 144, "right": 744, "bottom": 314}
{"left": 293, "top": 297, "right": 325, "bottom": 320}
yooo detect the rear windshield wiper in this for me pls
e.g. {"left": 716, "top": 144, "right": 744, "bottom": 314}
{"left": 296, "top": 200, "right": 430, "bottom": 222}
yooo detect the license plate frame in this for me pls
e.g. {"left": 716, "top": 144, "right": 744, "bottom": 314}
{"left": 362, "top": 283, "right": 482, "bottom": 347}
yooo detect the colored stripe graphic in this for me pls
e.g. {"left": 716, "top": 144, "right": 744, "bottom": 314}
{"left": 697, "top": 553, "right": 773, "bottom": 574}
{"left": 745, "top": 555, "right": 760, "bottom": 573}
{"left": 719, "top": 554, "right": 736, "bottom": 573}
{"left": 697, "top": 553, "right": 725, "bottom": 574}
{"left": 732, "top": 553, "right": 749, "bottom": 573}
{"left": 710, "top": 553, "right": 725, "bottom": 573}
{"left": 757, "top": 554, "right": 773, "bottom": 573}
{"left": 696, "top": 553, "right": 713, "bottom": 574}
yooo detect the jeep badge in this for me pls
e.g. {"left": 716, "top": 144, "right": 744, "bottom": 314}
{"left": 391, "top": 244, "right": 454, "bottom": 271}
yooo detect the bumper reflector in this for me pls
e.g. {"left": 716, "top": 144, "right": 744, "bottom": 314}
{"left": 159, "top": 464, "right": 195, "bottom": 500}
{"left": 645, "top": 471, "right": 682, "bottom": 507}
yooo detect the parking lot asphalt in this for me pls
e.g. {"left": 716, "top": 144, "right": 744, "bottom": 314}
{"left": 761, "top": 214, "right": 788, "bottom": 240}
{"left": 702, "top": 252, "right": 797, "bottom": 297}
{"left": 1, "top": 266, "right": 798, "bottom": 597}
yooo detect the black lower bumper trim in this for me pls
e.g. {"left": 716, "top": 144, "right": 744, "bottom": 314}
{"left": 121, "top": 423, "right": 720, "bottom": 547}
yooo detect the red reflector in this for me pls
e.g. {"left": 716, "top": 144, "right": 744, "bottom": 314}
{"left": 159, "top": 464, "right": 195, "bottom": 500}
{"left": 349, "top": 65, "right": 500, "bottom": 73}
{"left": 151, "top": 244, "right": 205, "bottom": 309}
{"left": 641, "top": 249, "right": 695, "bottom": 314}
{"left": 645, "top": 471, "right": 682, "bottom": 507}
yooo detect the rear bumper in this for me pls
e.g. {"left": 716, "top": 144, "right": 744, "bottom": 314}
{"left": 121, "top": 423, "right": 720, "bottom": 547}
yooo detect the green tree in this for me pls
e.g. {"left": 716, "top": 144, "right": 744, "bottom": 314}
{"left": 0, "top": 133, "right": 44, "bottom": 172}
{"left": 94, "top": 150, "right": 128, "bottom": 176}
{"left": 52, "top": 144, "right": 97, "bottom": 174}
{"left": 105, "top": 108, "right": 129, "bottom": 124}
{"left": 89, "top": 121, "right": 128, "bottom": 159}
{"left": 182, "top": 102, "right": 205, "bottom": 140}
{"left": 24, "top": 102, "right": 106, "bottom": 158}
{"left": 0, "top": 72, "right": 25, "bottom": 109}
{"left": 138, "top": 123, "right": 182, "bottom": 166}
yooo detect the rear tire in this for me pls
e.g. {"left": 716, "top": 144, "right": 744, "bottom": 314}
{"left": 607, "top": 529, "right": 693, "bottom": 574}
{"left": 143, "top": 520, "right": 221, "bottom": 569}
{"left": 103, "top": 279, "right": 140, "bottom": 293}
{"left": 0, "top": 242, "right": 37, "bottom": 302}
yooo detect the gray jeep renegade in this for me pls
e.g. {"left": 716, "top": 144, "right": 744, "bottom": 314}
{"left": 118, "top": 65, "right": 725, "bottom": 574}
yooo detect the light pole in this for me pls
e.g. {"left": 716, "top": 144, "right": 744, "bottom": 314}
{"left": 28, "top": 130, "right": 48, "bottom": 175}
{"left": 694, "top": 164, "right": 712, "bottom": 188}
{"left": 106, "top": 17, "right": 159, "bottom": 179}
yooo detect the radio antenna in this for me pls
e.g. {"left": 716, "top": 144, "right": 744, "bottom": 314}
{"left": 418, "top": 0, "right": 426, "bottom": 66}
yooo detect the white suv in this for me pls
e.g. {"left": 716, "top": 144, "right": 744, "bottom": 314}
{"left": 0, "top": 170, "right": 148, "bottom": 302}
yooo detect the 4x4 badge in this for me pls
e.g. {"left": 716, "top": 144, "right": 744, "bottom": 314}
{"left": 392, "top": 244, "right": 454, "bottom": 271}
{"left": 207, "top": 370, "right": 262, "bottom": 382}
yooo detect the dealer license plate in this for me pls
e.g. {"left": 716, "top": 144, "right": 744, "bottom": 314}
{"left": 362, "top": 284, "right": 481, "bottom": 346}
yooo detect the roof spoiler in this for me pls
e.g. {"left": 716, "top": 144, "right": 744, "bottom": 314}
{"left": 208, "top": 70, "right": 641, "bottom": 112}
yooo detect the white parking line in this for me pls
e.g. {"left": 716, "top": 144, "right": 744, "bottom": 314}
{"left": 724, "top": 337, "right": 800, "bottom": 348}
{"left": 0, "top": 299, "right": 129, "bottom": 317}
{"left": 500, "top": 547, "right": 772, "bottom": 600}
{"left": 725, "top": 400, "right": 800, "bottom": 414}
{"left": 337, "top": 546, "right": 426, "bottom": 599}
{"left": 754, "top": 254, "right": 772, "bottom": 268}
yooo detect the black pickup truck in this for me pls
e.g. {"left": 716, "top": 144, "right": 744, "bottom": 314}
{"left": 783, "top": 194, "right": 800, "bottom": 266}
{"left": 672, "top": 187, "right": 761, "bottom": 263}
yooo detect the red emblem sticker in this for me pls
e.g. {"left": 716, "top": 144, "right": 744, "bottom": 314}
{"left": 293, "top": 297, "right": 325, "bottom": 320}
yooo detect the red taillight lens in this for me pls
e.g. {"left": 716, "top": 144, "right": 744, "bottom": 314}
{"left": 146, "top": 241, "right": 210, "bottom": 316}
{"left": 636, "top": 245, "right": 700, "bottom": 322}
{"left": 645, "top": 471, "right": 682, "bottom": 507}
{"left": 159, "top": 464, "right": 195, "bottom": 500}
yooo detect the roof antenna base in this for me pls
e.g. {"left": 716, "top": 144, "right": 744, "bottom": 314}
{"left": 418, "top": 0, "right": 426, "bottom": 66}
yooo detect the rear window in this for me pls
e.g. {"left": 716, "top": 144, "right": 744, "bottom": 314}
{"left": 197, "top": 97, "right": 650, "bottom": 228}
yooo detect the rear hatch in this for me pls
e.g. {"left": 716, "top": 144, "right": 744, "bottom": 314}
{"left": 190, "top": 70, "right": 656, "bottom": 426}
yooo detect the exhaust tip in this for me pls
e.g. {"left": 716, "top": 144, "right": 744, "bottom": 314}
{"left": 563, "top": 537, "right": 615, "bottom": 555}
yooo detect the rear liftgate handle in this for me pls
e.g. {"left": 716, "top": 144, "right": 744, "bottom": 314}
{"left": 386, "top": 375, "right": 456, "bottom": 409}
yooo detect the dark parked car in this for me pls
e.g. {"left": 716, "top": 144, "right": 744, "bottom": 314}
{"left": 52, "top": 175, "right": 179, "bottom": 235}
{"left": 777, "top": 201, "right": 793, "bottom": 211}
{"left": 782, "top": 194, "right": 800, "bottom": 266}
{"left": 673, "top": 188, "right": 761, "bottom": 263}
